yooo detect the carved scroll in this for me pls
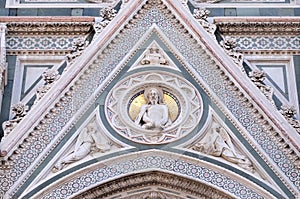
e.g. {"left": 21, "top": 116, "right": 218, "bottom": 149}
{"left": 66, "top": 37, "right": 90, "bottom": 65}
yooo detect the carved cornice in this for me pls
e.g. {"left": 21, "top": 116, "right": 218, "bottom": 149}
{"left": 73, "top": 171, "right": 234, "bottom": 199}
{"left": 0, "top": 17, "right": 94, "bottom": 36}
{"left": 215, "top": 17, "right": 300, "bottom": 36}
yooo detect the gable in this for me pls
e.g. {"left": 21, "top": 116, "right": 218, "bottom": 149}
{"left": 0, "top": 0, "right": 299, "bottom": 198}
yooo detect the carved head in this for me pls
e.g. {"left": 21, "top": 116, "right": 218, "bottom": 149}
{"left": 144, "top": 87, "right": 164, "bottom": 104}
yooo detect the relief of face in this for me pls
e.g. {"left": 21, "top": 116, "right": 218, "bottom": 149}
{"left": 148, "top": 89, "right": 159, "bottom": 104}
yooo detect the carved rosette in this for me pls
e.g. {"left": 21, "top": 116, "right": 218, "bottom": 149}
{"left": 105, "top": 71, "right": 203, "bottom": 144}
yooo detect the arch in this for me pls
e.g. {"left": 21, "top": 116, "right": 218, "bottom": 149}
{"left": 73, "top": 171, "right": 234, "bottom": 199}
{"left": 27, "top": 150, "right": 276, "bottom": 198}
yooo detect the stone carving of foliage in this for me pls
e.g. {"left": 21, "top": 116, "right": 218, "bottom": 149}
{"left": 220, "top": 37, "right": 245, "bottom": 73}
{"left": 248, "top": 69, "right": 275, "bottom": 106}
{"left": 2, "top": 103, "right": 29, "bottom": 139}
{"left": 66, "top": 37, "right": 90, "bottom": 65}
{"left": 193, "top": 8, "right": 217, "bottom": 39}
{"left": 280, "top": 105, "right": 300, "bottom": 135}
{"left": 93, "top": 8, "right": 117, "bottom": 38}
{"left": 34, "top": 69, "right": 60, "bottom": 105}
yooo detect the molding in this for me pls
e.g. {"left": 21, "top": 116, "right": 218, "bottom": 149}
{"left": 5, "top": 1, "right": 120, "bottom": 8}
{"left": 215, "top": 17, "right": 300, "bottom": 36}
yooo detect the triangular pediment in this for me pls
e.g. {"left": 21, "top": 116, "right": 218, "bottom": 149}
{"left": 0, "top": 0, "right": 299, "bottom": 199}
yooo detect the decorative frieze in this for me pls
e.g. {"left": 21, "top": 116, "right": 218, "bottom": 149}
{"left": 5, "top": 20, "right": 93, "bottom": 55}
{"left": 215, "top": 18, "right": 300, "bottom": 36}
{"left": 73, "top": 171, "right": 234, "bottom": 199}
{"left": 215, "top": 18, "right": 300, "bottom": 53}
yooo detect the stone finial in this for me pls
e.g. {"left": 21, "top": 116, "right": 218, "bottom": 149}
{"left": 34, "top": 69, "right": 60, "bottom": 104}
{"left": 2, "top": 103, "right": 29, "bottom": 139}
{"left": 249, "top": 70, "right": 275, "bottom": 106}
{"left": 280, "top": 105, "right": 300, "bottom": 134}
{"left": 220, "top": 37, "right": 245, "bottom": 72}
{"left": 193, "top": 8, "right": 216, "bottom": 37}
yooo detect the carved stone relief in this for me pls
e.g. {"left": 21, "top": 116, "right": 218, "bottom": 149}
{"left": 2, "top": 103, "right": 28, "bottom": 140}
{"left": 192, "top": 120, "right": 255, "bottom": 173}
{"left": 73, "top": 171, "right": 235, "bottom": 199}
{"left": 220, "top": 37, "right": 245, "bottom": 73}
{"left": 129, "top": 41, "right": 180, "bottom": 72}
{"left": 66, "top": 37, "right": 90, "bottom": 66}
{"left": 53, "top": 118, "right": 113, "bottom": 171}
{"left": 34, "top": 69, "right": 60, "bottom": 105}
{"left": 106, "top": 71, "right": 203, "bottom": 144}
{"left": 193, "top": 8, "right": 216, "bottom": 39}
{"left": 249, "top": 69, "right": 275, "bottom": 106}
{"left": 140, "top": 43, "right": 169, "bottom": 66}
{"left": 93, "top": 7, "right": 117, "bottom": 40}
{"left": 280, "top": 105, "right": 300, "bottom": 136}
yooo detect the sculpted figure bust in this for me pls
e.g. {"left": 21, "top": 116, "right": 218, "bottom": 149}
{"left": 135, "top": 87, "right": 171, "bottom": 131}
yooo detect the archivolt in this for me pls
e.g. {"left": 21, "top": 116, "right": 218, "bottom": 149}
{"left": 73, "top": 171, "right": 234, "bottom": 199}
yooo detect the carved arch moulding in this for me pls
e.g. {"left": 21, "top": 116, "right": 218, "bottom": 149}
{"left": 105, "top": 71, "right": 203, "bottom": 144}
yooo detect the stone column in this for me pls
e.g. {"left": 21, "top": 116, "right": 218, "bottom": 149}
{"left": 0, "top": 23, "right": 7, "bottom": 112}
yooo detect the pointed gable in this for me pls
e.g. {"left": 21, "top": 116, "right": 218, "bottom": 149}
{"left": 0, "top": 0, "right": 299, "bottom": 198}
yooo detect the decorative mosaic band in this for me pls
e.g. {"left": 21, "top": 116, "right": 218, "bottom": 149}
{"left": 234, "top": 36, "right": 300, "bottom": 51}
{"left": 41, "top": 154, "right": 265, "bottom": 199}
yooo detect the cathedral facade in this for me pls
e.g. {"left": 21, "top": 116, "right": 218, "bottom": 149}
{"left": 0, "top": 0, "right": 300, "bottom": 198}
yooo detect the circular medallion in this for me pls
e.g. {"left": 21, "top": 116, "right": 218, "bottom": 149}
{"left": 105, "top": 71, "right": 203, "bottom": 144}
